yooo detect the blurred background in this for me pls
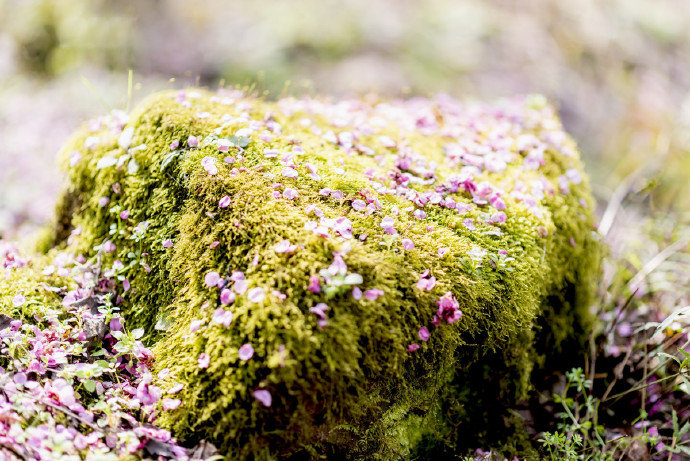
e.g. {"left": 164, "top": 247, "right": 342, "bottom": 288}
{"left": 0, "top": 0, "right": 689, "bottom": 242}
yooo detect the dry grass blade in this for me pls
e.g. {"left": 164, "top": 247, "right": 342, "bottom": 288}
{"left": 627, "top": 238, "right": 690, "bottom": 295}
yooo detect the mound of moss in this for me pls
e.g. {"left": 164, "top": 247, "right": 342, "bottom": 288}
{"left": 37, "top": 89, "right": 599, "bottom": 458}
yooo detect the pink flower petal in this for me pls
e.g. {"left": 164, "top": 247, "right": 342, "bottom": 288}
{"left": 219, "top": 196, "right": 232, "bottom": 208}
{"left": 102, "top": 241, "right": 116, "bottom": 253}
{"left": 413, "top": 209, "right": 427, "bottom": 220}
{"left": 201, "top": 156, "right": 218, "bottom": 176}
{"left": 204, "top": 271, "right": 221, "bottom": 287}
{"left": 220, "top": 288, "right": 236, "bottom": 305}
{"left": 275, "top": 240, "right": 297, "bottom": 254}
{"left": 169, "top": 383, "right": 184, "bottom": 394}
{"left": 238, "top": 343, "right": 254, "bottom": 361}
{"left": 110, "top": 317, "right": 124, "bottom": 331}
{"left": 364, "top": 288, "right": 384, "bottom": 301}
{"left": 189, "top": 319, "right": 203, "bottom": 332}
{"left": 380, "top": 216, "right": 395, "bottom": 229}
{"left": 212, "top": 308, "right": 233, "bottom": 327}
{"left": 308, "top": 275, "right": 321, "bottom": 293}
{"left": 12, "top": 294, "right": 25, "bottom": 307}
{"left": 230, "top": 271, "right": 245, "bottom": 281}
{"left": 437, "top": 292, "right": 462, "bottom": 324}
{"left": 233, "top": 279, "right": 248, "bottom": 294}
{"left": 418, "top": 326, "right": 430, "bottom": 342}
{"left": 162, "top": 398, "right": 181, "bottom": 411}
{"left": 351, "top": 199, "right": 366, "bottom": 211}
{"left": 281, "top": 167, "right": 298, "bottom": 178}
{"left": 283, "top": 188, "right": 299, "bottom": 200}
{"left": 247, "top": 287, "right": 265, "bottom": 303}
{"left": 253, "top": 389, "right": 272, "bottom": 407}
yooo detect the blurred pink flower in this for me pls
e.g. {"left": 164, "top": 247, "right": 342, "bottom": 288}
{"left": 162, "top": 398, "right": 181, "bottom": 411}
{"left": 212, "top": 308, "right": 233, "bottom": 327}
{"left": 418, "top": 326, "right": 430, "bottom": 342}
{"left": 219, "top": 196, "right": 231, "bottom": 208}
{"left": 198, "top": 353, "right": 210, "bottom": 369}
{"left": 253, "top": 389, "right": 272, "bottom": 407}
{"left": 201, "top": 156, "right": 218, "bottom": 175}
{"left": 247, "top": 287, "right": 265, "bottom": 303}
{"left": 238, "top": 343, "right": 254, "bottom": 361}
{"left": 402, "top": 238, "right": 415, "bottom": 251}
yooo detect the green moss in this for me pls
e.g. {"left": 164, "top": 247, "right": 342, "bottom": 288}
{"left": 0, "top": 250, "right": 69, "bottom": 323}
{"left": 42, "top": 89, "right": 601, "bottom": 458}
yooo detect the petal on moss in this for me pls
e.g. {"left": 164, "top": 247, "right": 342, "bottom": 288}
{"left": 219, "top": 196, "right": 232, "bottom": 208}
{"left": 212, "top": 308, "right": 233, "bottom": 327}
{"left": 238, "top": 344, "right": 254, "bottom": 361}
{"left": 197, "top": 353, "right": 210, "bottom": 369}
{"left": 253, "top": 389, "right": 272, "bottom": 407}
{"left": 204, "top": 272, "right": 221, "bottom": 287}
{"left": 247, "top": 287, "right": 265, "bottom": 303}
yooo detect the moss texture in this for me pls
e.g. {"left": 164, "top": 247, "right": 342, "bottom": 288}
{"left": 36, "top": 89, "right": 599, "bottom": 458}
{"left": 0, "top": 244, "right": 70, "bottom": 323}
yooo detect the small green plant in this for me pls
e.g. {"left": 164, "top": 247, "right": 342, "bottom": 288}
{"left": 539, "top": 367, "right": 609, "bottom": 460}
{"left": 539, "top": 431, "right": 582, "bottom": 460}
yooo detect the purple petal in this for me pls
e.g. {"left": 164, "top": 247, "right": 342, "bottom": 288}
{"left": 247, "top": 287, "right": 265, "bottom": 303}
{"left": 238, "top": 343, "right": 255, "bottom": 361}
{"left": 253, "top": 389, "right": 272, "bottom": 407}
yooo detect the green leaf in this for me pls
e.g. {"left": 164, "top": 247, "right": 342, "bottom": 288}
{"left": 110, "top": 330, "right": 124, "bottom": 340}
{"left": 83, "top": 379, "right": 96, "bottom": 393}
{"left": 131, "top": 328, "right": 145, "bottom": 340}
{"left": 679, "top": 422, "right": 690, "bottom": 437}
{"left": 154, "top": 314, "right": 172, "bottom": 331}
{"left": 127, "top": 158, "right": 139, "bottom": 175}
{"left": 228, "top": 135, "right": 251, "bottom": 148}
{"left": 657, "top": 352, "right": 681, "bottom": 364}
{"left": 160, "top": 150, "right": 181, "bottom": 171}
{"left": 653, "top": 305, "right": 690, "bottom": 336}
{"left": 681, "top": 376, "right": 690, "bottom": 395}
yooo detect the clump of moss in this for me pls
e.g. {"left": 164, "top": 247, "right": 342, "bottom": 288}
{"left": 40, "top": 88, "right": 600, "bottom": 458}
{"left": 0, "top": 242, "right": 70, "bottom": 323}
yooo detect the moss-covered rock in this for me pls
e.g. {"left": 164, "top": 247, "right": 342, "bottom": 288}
{"left": 38, "top": 89, "right": 599, "bottom": 458}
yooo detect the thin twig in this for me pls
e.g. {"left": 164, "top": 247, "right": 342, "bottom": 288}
{"left": 601, "top": 346, "right": 633, "bottom": 401}
{"left": 603, "top": 373, "right": 680, "bottom": 402}
{"left": 667, "top": 435, "right": 677, "bottom": 461}
{"left": 641, "top": 343, "right": 648, "bottom": 416}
